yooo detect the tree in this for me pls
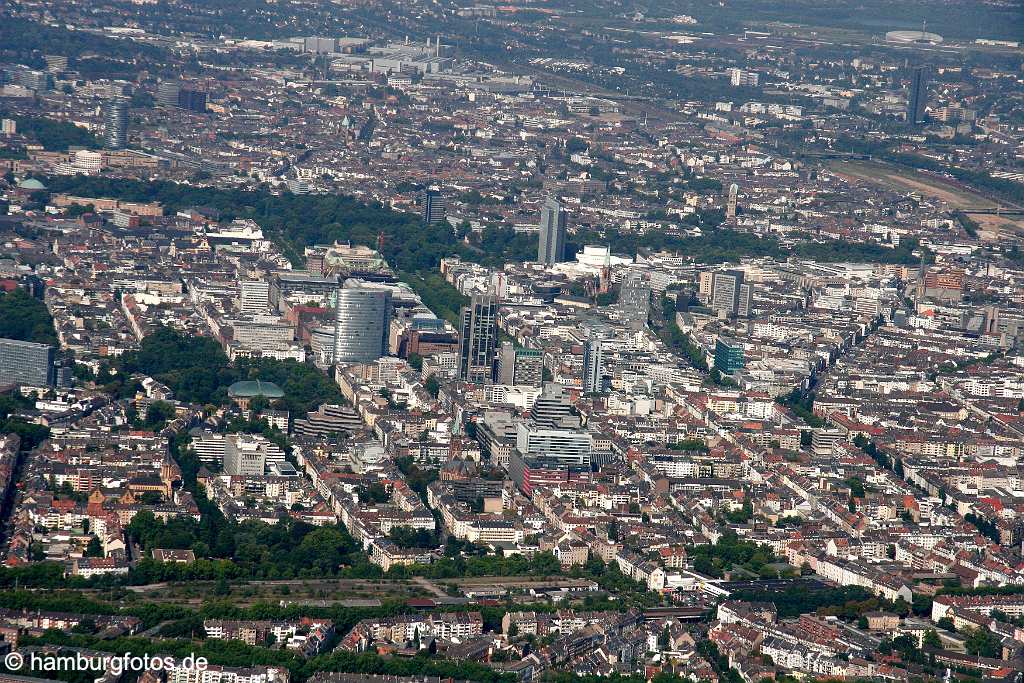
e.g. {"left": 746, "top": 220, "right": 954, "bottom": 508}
{"left": 0, "top": 288, "right": 57, "bottom": 345}
{"left": 424, "top": 374, "right": 440, "bottom": 398}
{"left": 922, "top": 629, "right": 942, "bottom": 648}
{"left": 142, "top": 400, "right": 176, "bottom": 430}
{"left": 84, "top": 536, "right": 104, "bottom": 557}
{"left": 937, "top": 616, "right": 956, "bottom": 632}
{"left": 963, "top": 626, "right": 1001, "bottom": 657}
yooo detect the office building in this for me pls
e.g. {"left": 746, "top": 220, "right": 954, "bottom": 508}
{"left": 737, "top": 283, "right": 753, "bottom": 318}
{"left": 537, "top": 197, "right": 567, "bottom": 265}
{"left": 459, "top": 294, "right": 497, "bottom": 384}
{"left": 0, "top": 338, "right": 55, "bottom": 387}
{"left": 710, "top": 270, "right": 745, "bottom": 317}
{"left": 17, "top": 69, "right": 48, "bottom": 92}
{"left": 728, "top": 68, "right": 759, "bottom": 87}
{"left": 507, "top": 451, "right": 591, "bottom": 497}
{"left": 43, "top": 55, "right": 68, "bottom": 73}
{"left": 333, "top": 280, "right": 392, "bottom": 364}
{"left": 618, "top": 270, "right": 651, "bottom": 323}
{"left": 238, "top": 280, "right": 270, "bottom": 315}
{"left": 177, "top": 88, "right": 207, "bottom": 113}
{"left": 157, "top": 82, "right": 181, "bottom": 107}
{"left": 270, "top": 270, "right": 338, "bottom": 309}
{"left": 157, "top": 82, "right": 207, "bottom": 112}
{"left": 714, "top": 338, "right": 745, "bottom": 374}
{"left": 515, "top": 421, "right": 592, "bottom": 468}
{"left": 190, "top": 432, "right": 228, "bottom": 466}
{"left": 422, "top": 188, "right": 446, "bottom": 226}
{"left": 231, "top": 317, "right": 295, "bottom": 351}
{"left": 530, "top": 384, "right": 579, "bottom": 428}
{"left": 907, "top": 65, "right": 928, "bottom": 125}
{"left": 581, "top": 338, "right": 605, "bottom": 394}
{"left": 303, "top": 37, "right": 338, "bottom": 54}
{"left": 102, "top": 99, "right": 129, "bottom": 149}
{"left": 497, "top": 342, "right": 543, "bottom": 387}
{"left": 223, "top": 434, "right": 285, "bottom": 476}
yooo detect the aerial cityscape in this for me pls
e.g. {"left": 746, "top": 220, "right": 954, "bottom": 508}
{"left": 0, "top": 1, "right": 1024, "bottom": 682}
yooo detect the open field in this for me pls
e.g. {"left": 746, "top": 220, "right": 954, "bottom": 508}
{"left": 827, "top": 160, "right": 994, "bottom": 208}
{"left": 828, "top": 160, "right": 1024, "bottom": 239}
{"left": 971, "top": 212, "right": 1024, "bottom": 241}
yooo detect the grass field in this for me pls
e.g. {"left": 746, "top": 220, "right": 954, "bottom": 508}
{"left": 828, "top": 160, "right": 1024, "bottom": 239}
{"left": 827, "top": 160, "right": 993, "bottom": 208}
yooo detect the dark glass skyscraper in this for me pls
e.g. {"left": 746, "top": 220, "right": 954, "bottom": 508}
{"left": 422, "top": 188, "right": 446, "bottom": 226}
{"left": 459, "top": 294, "right": 497, "bottom": 384}
{"left": 582, "top": 338, "right": 604, "bottom": 394}
{"left": 908, "top": 65, "right": 928, "bottom": 125}
{"left": 537, "top": 197, "right": 567, "bottom": 265}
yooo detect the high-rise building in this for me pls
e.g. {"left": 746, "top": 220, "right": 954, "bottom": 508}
{"left": 157, "top": 82, "right": 207, "bottom": 112}
{"left": 530, "top": 384, "right": 579, "bottom": 428}
{"left": 698, "top": 271, "right": 714, "bottom": 303}
{"left": 710, "top": 270, "right": 744, "bottom": 317}
{"left": 0, "top": 338, "right": 55, "bottom": 387}
{"left": 17, "top": 69, "right": 48, "bottom": 92}
{"left": 157, "top": 81, "right": 181, "bottom": 107}
{"left": 728, "top": 68, "right": 759, "bottom": 87}
{"left": 581, "top": 338, "right": 605, "bottom": 394}
{"left": 102, "top": 99, "right": 129, "bottom": 149}
{"left": 177, "top": 88, "right": 208, "bottom": 113}
{"left": 907, "top": 65, "right": 928, "bottom": 125}
{"left": 496, "top": 342, "right": 543, "bottom": 386}
{"left": 223, "top": 434, "right": 285, "bottom": 475}
{"left": 726, "top": 183, "right": 738, "bottom": 219}
{"left": 333, "top": 280, "right": 392, "bottom": 364}
{"left": 537, "top": 197, "right": 567, "bottom": 265}
{"left": 714, "top": 338, "right": 745, "bottom": 374}
{"left": 459, "top": 294, "right": 497, "bottom": 384}
{"left": 515, "top": 421, "right": 592, "bottom": 468}
{"left": 43, "top": 55, "right": 68, "bottom": 73}
{"left": 231, "top": 317, "right": 295, "bottom": 351}
{"left": 422, "top": 188, "right": 446, "bottom": 226}
{"left": 238, "top": 280, "right": 271, "bottom": 315}
{"left": 618, "top": 270, "right": 651, "bottom": 323}
{"left": 737, "top": 283, "right": 753, "bottom": 318}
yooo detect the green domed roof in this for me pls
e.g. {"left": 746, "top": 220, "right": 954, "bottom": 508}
{"left": 17, "top": 178, "right": 46, "bottom": 190}
{"left": 227, "top": 379, "right": 284, "bottom": 398}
